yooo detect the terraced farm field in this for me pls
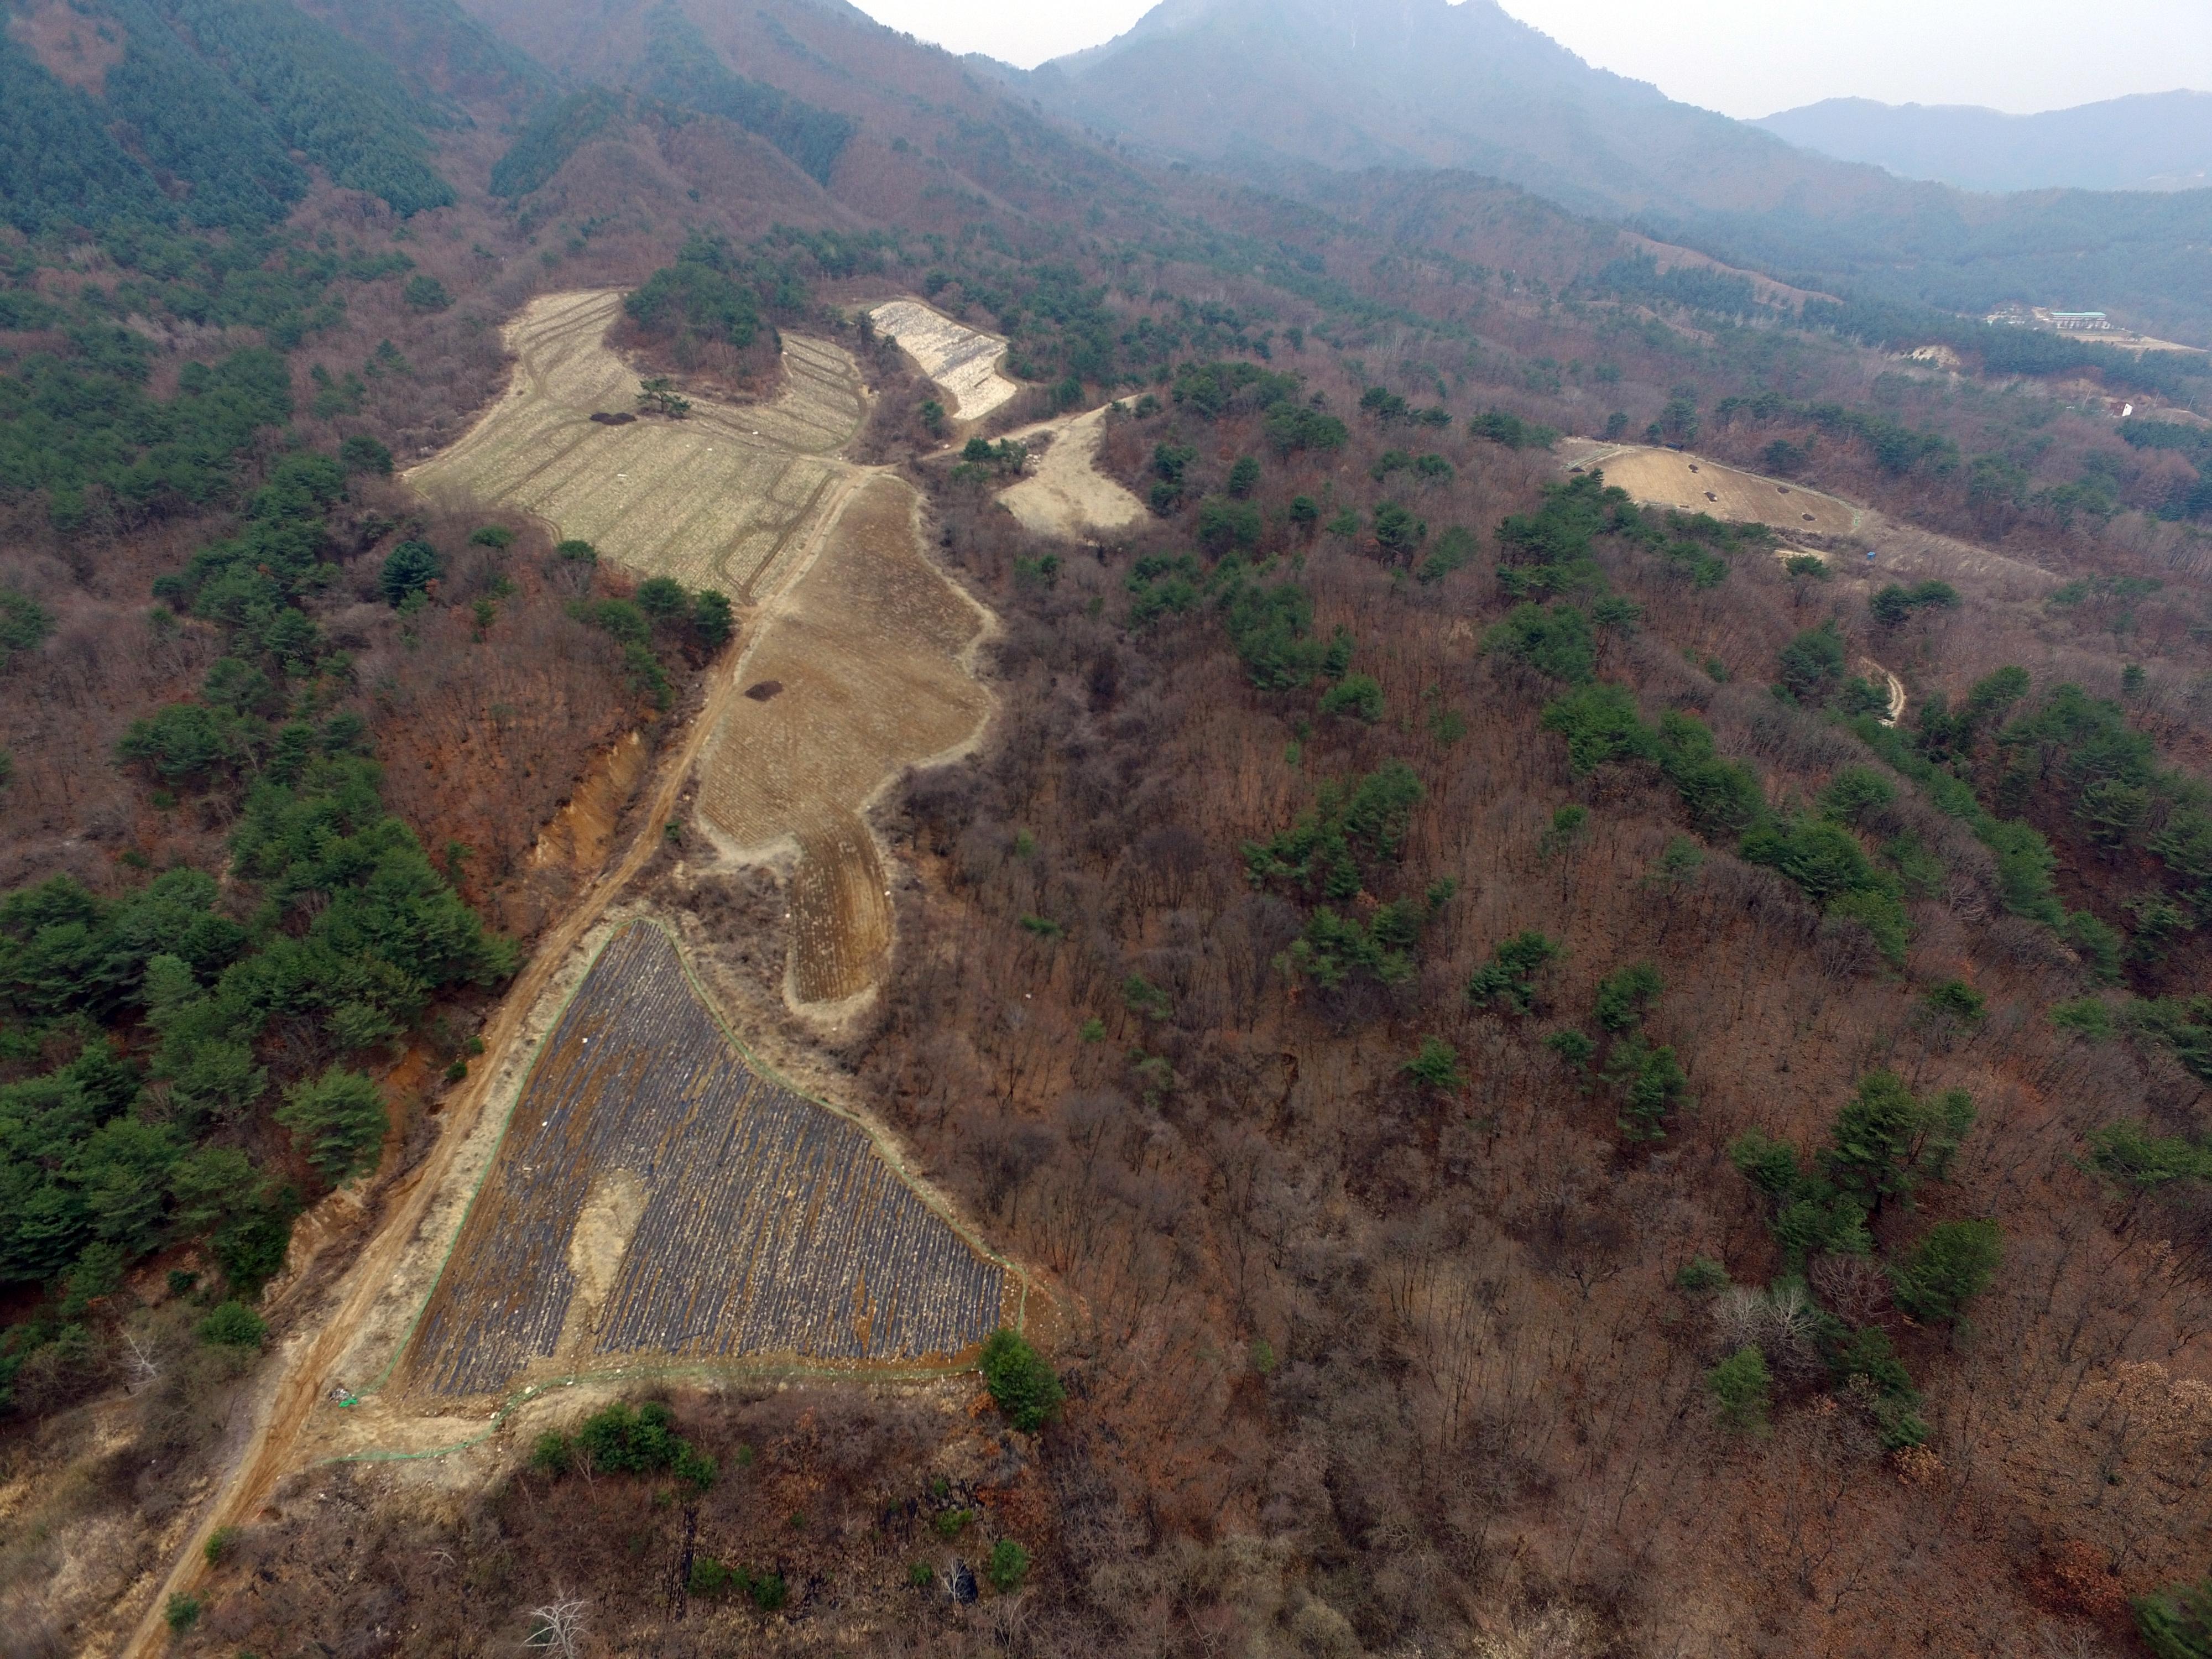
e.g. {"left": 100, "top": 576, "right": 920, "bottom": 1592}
{"left": 700, "top": 473, "right": 992, "bottom": 1001}
{"left": 1562, "top": 441, "right": 1863, "bottom": 536}
{"left": 406, "top": 922, "right": 1011, "bottom": 1397}
{"left": 405, "top": 289, "right": 865, "bottom": 597}
{"left": 869, "top": 298, "right": 1016, "bottom": 420}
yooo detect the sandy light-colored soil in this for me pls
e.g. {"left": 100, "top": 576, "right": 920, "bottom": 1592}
{"left": 868, "top": 297, "right": 1017, "bottom": 421}
{"left": 698, "top": 473, "right": 994, "bottom": 1003}
{"left": 1569, "top": 442, "right": 2064, "bottom": 604}
{"left": 1563, "top": 440, "right": 1865, "bottom": 536}
{"left": 998, "top": 403, "right": 1149, "bottom": 541}
{"left": 405, "top": 289, "right": 865, "bottom": 598}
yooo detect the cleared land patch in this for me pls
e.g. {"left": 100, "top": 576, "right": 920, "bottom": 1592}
{"left": 1562, "top": 442, "right": 1864, "bottom": 536}
{"left": 698, "top": 474, "right": 992, "bottom": 1003}
{"left": 406, "top": 290, "right": 864, "bottom": 598}
{"left": 999, "top": 403, "right": 1147, "bottom": 540}
{"left": 869, "top": 298, "right": 1016, "bottom": 421}
{"left": 405, "top": 922, "right": 1010, "bottom": 1397}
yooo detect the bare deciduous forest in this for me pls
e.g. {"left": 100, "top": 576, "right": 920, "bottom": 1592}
{"left": 5, "top": 0, "right": 2212, "bottom": 1655}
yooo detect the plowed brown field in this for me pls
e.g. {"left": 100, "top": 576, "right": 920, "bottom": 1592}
{"left": 405, "top": 289, "right": 865, "bottom": 596}
{"left": 699, "top": 474, "right": 992, "bottom": 1002}
{"left": 406, "top": 922, "right": 1011, "bottom": 1397}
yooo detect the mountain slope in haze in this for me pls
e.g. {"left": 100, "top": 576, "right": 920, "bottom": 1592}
{"left": 0, "top": 0, "right": 462, "bottom": 227}
{"left": 455, "top": 0, "right": 1165, "bottom": 234}
{"left": 1760, "top": 91, "right": 2212, "bottom": 196}
{"left": 1005, "top": 0, "right": 2212, "bottom": 344}
{"left": 288, "top": 0, "right": 551, "bottom": 109}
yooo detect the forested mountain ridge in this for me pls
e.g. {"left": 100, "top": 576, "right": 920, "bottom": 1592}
{"left": 1001, "top": 0, "right": 2212, "bottom": 346}
{"left": 1761, "top": 91, "right": 2212, "bottom": 196}
{"left": 6, "top": 1, "right": 2212, "bottom": 1655}
{"left": 0, "top": 0, "right": 465, "bottom": 228}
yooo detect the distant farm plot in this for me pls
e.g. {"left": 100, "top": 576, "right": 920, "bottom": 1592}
{"left": 406, "top": 290, "right": 864, "bottom": 598}
{"left": 869, "top": 298, "right": 1016, "bottom": 421}
{"left": 700, "top": 474, "right": 991, "bottom": 1001}
{"left": 1564, "top": 442, "right": 1863, "bottom": 536}
{"left": 405, "top": 922, "right": 1011, "bottom": 1397}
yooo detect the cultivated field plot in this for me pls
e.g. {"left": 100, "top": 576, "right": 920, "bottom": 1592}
{"left": 1563, "top": 442, "right": 1863, "bottom": 536}
{"left": 406, "top": 290, "right": 865, "bottom": 598}
{"left": 869, "top": 298, "right": 1016, "bottom": 420}
{"left": 406, "top": 922, "right": 1008, "bottom": 1397}
{"left": 1000, "top": 403, "right": 1147, "bottom": 540}
{"left": 700, "top": 474, "right": 991, "bottom": 1001}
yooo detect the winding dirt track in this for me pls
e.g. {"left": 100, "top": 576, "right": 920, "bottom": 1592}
{"left": 116, "top": 471, "right": 872, "bottom": 1659}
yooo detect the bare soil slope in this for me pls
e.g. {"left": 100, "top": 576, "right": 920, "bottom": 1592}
{"left": 1569, "top": 441, "right": 2064, "bottom": 601}
{"left": 406, "top": 921, "right": 1013, "bottom": 1397}
{"left": 999, "top": 403, "right": 1149, "bottom": 541}
{"left": 868, "top": 298, "right": 1016, "bottom": 421}
{"left": 1564, "top": 440, "right": 1865, "bottom": 535}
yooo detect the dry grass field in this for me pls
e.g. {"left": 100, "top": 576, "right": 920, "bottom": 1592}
{"left": 999, "top": 403, "right": 1148, "bottom": 540}
{"left": 1561, "top": 440, "right": 1865, "bottom": 535}
{"left": 405, "top": 290, "right": 865, "bottom": 596}
{"left": 698, "top": 474, "right": 993, "bottom": 1002}
{"left": 868, "top": 298, "right": 1017, "bottom": 420}
{"left": 405, "top": 922, "right": 1011, "bottom": 1397}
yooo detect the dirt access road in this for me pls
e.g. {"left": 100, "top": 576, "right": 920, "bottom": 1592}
{"left": 115, "top": 462, "right": 874, "bottom": 1657}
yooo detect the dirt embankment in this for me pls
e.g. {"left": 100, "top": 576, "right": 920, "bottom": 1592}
{"left": 868, "top": 298, "right": 1017, "bottom": 422}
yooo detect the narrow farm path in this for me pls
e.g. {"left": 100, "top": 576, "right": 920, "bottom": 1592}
{"left": 1874, "top": 662, "right": 1907, "bottom": 727}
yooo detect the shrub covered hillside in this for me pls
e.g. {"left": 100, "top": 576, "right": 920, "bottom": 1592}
{"left": 834, "top": 349, "right": 2212, "bottom": 1655}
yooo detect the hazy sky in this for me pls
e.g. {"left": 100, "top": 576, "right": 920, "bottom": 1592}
{"left": 852, "top": 0, "right": 2212, "bottom": 118}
